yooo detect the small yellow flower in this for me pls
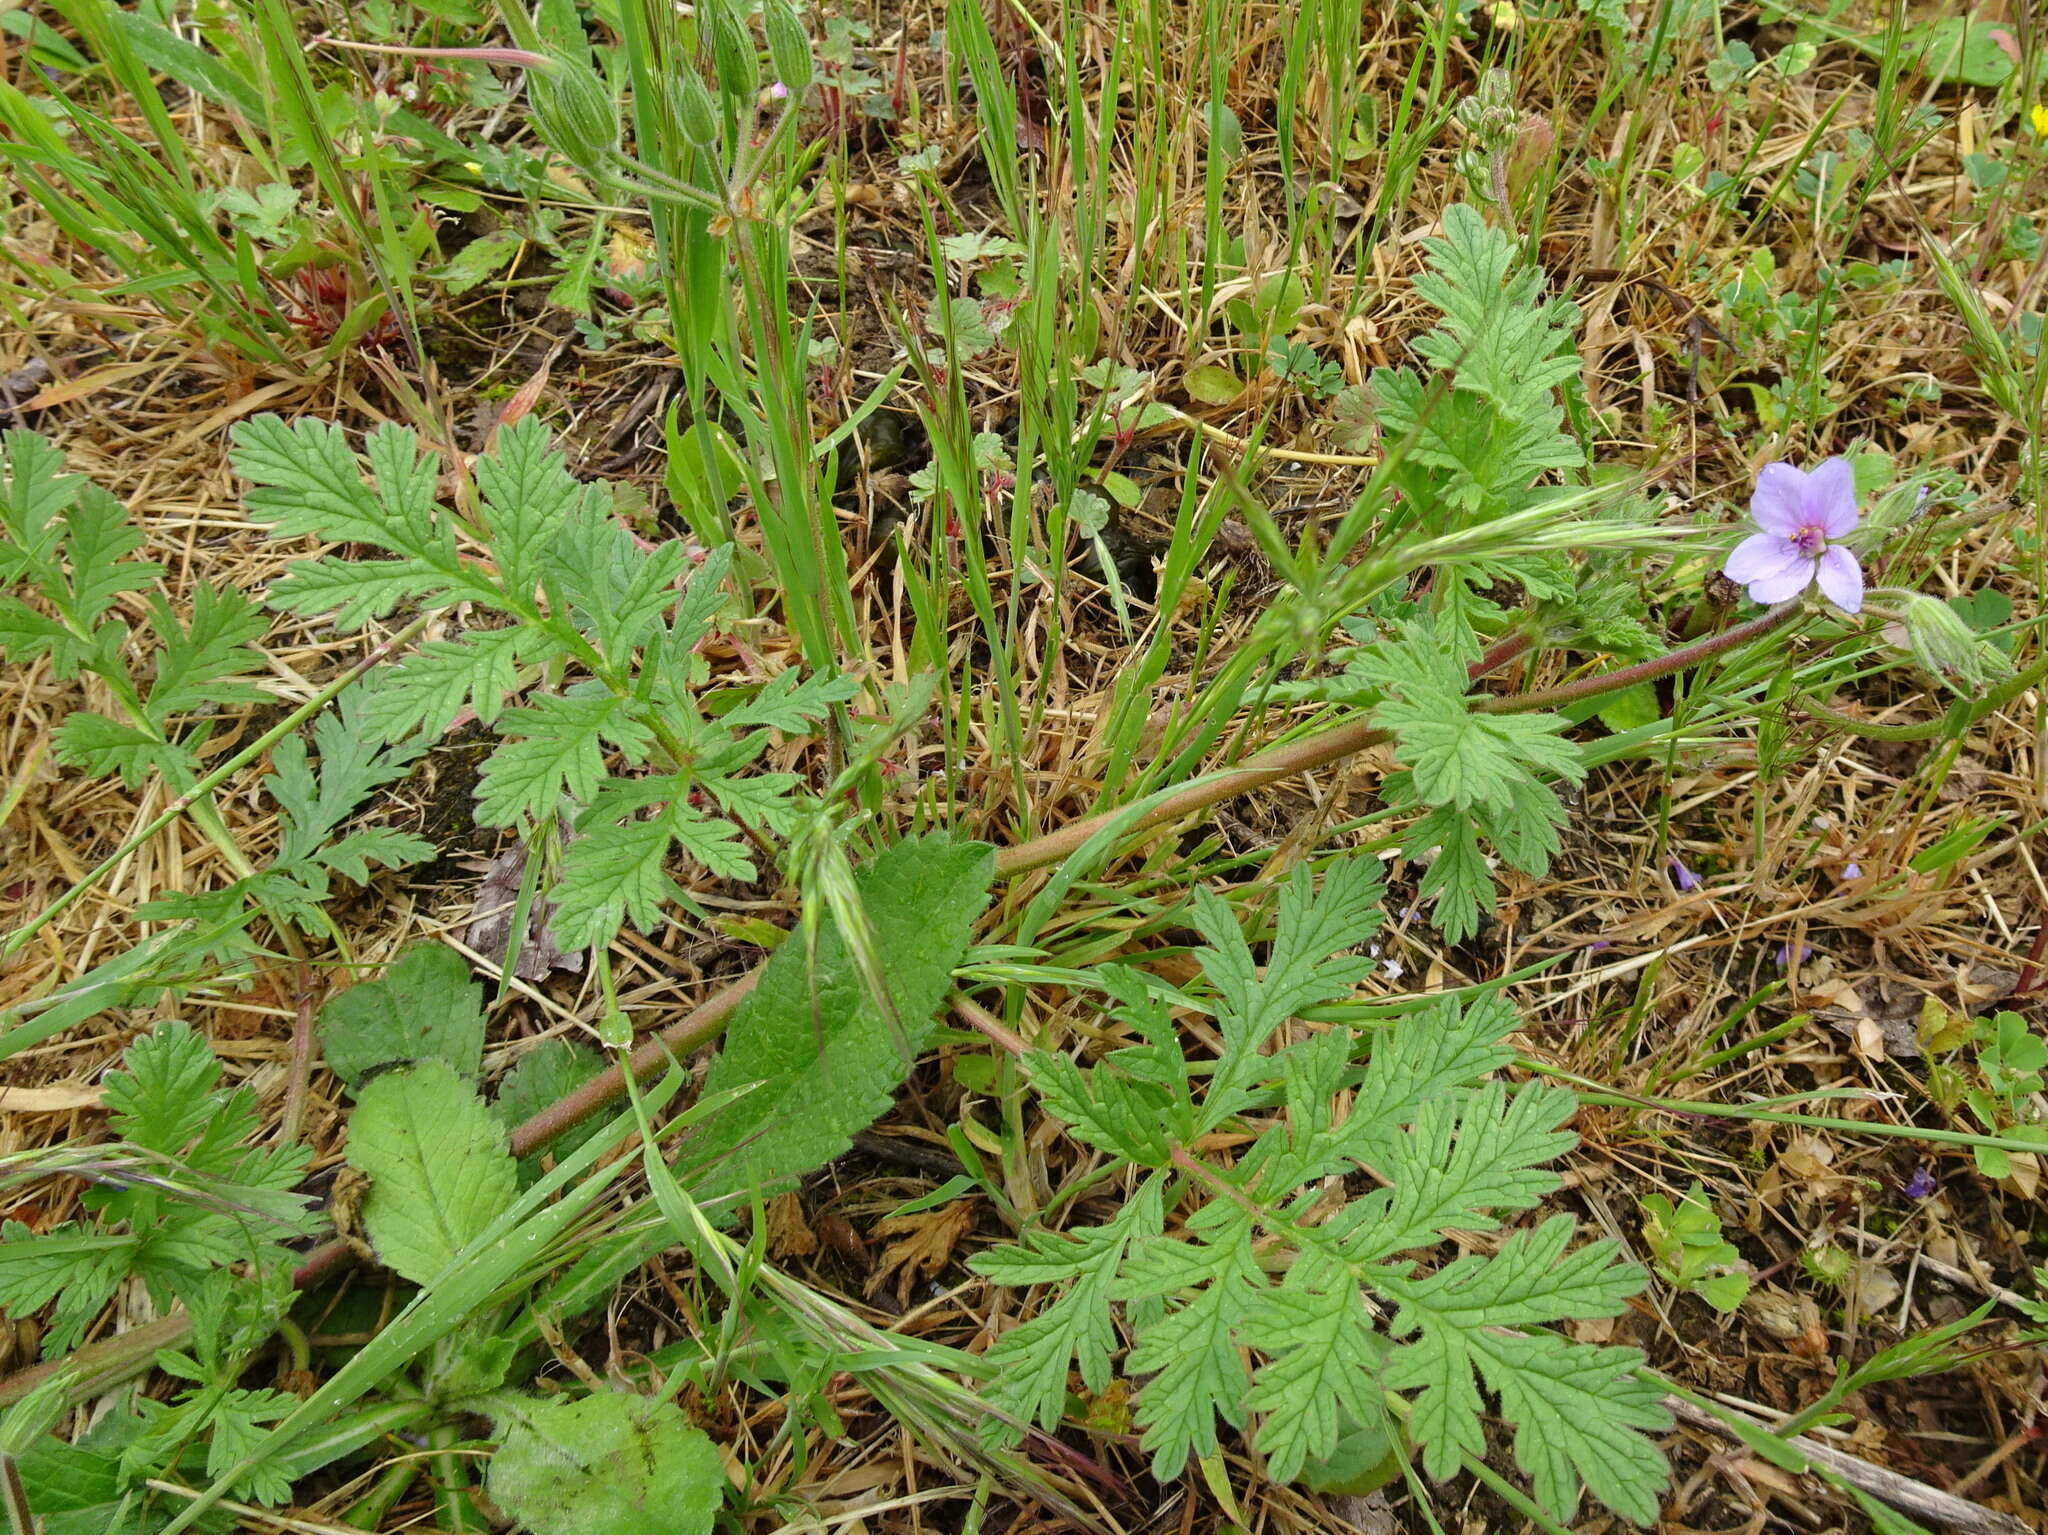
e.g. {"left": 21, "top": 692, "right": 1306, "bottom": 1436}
{"left": 2033, "top": 104, "right": 2048, "bottom": 137}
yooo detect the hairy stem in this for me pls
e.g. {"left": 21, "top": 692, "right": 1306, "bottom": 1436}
{"left": 1475, "top": 600, "right": 1805, "bottom": 716}
{"left": 1797, "top": 641, "right": 2048, "bottom": 742}
{"left": 0, "top": 599, "right": 1843, "bottom": 1411}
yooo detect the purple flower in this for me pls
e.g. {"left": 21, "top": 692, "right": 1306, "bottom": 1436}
{"left": 1903, "top": 1167, "right": 1936, "bottom": 1199}
{"left": 1841, "top": 861, "right": 1861, "bottom": 881}
{"left": 1669, "top": 856, "right": 1702, "bottom": 892}
{"left": 1724, "top": 458, "right": 1863, "bottom": 613}
{"left": 1775, "top": 942, "right": 1815, "bottom": 968}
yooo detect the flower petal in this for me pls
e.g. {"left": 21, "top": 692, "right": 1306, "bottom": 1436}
{"left": 1750, "top": 463, "right": 1811, "bottom": 536}
{"left": 1806, "top": 456, "right": 1860, "bottom": 537}
{"left": 1724, "top": 532, "right": 1805, "bottom": 585}
{"left": 1814, "top": 544, "right": 1862, "bottom": 612}
{"left": 1745, "top": 558, "right": 1818, "bottom": 603}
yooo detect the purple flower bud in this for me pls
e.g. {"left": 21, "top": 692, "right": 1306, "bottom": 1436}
{"left": 1775, "top": 942, "right": 1815, "bottom": 968}
{"left": 1669, "top": 856, "right": 1702, "bottom": 892}
{"left": 1904, "top": 1167, "right": 1936, "bottom": 1199}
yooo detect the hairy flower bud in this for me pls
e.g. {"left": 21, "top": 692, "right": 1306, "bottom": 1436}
{"left": 1889, "top": 591, "right": 2015, "bottom": 695}
{"left": 1454, "top": 67, "right": 1518, "bottom": 150}
{"left": 673, "top": 67, "right": 721, "bottom": 148}
{"left": 530, "top": 56, "right": 618, "bottom": 170}
{"left": 762, "top": 0, "right": 813, "bottom": 96}
{"left": 706, "top": 4, "right": 760, "bottom": 103}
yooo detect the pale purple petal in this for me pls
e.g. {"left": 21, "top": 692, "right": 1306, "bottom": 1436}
{"left": 1750, "top": 463, "right": 1811, "bottom": 536}
{"left": 1746, "top": 557, "right": 1819, "bottom": 603}
{"left": 1725, "top": 532, "right": 1805, "bottom": 585}
{"left": 1806, "top": 457, "right": 1860, "bottom": 537}
{"left": 1814, "top": 544, "right": 1862, "bottom": 612}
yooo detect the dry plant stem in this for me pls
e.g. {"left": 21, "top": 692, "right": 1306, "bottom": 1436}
{"left": 280, "top": 965, "right": 317, "bottom": 1147}
{"left": 0, "top": 602, "right": 1814, "bottom": 1411}
{"left": 1663, "top": 1394, "right": 2034, "bottom": 1535}
{"left": 1950, "top": 1420, "right": 2036, "bottom": 1500}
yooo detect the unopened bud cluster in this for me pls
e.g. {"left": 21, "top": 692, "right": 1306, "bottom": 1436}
{"left": 520, "top": 0, "right": 814, "bottom": 202}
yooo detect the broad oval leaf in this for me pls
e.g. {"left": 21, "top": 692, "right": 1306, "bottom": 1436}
{"left": 681, "top": 833, "right": 994, "bottom": 1209}
{"left": 346, "top": 1059, "right": 516, "bottom": 1285}
{"left": 317, "top": 944, "right": 485, "bottom": 1093}
{"left": 486, "top": 1391, "right": 723, "bottom": 1535}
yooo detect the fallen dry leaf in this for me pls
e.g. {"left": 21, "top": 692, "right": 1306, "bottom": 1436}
{"left": 1744, "top": 1285, "right": 1827, "bottom": 1353}
{"left": 764, "top": 1191, "right": 818, "bottom": 1259}
{"left": 464, "top": 846, "right": 582, "bottom": 982}
{"left": 867, "top": 1200, "right": 973, "bottom": 1307}
{"left": 0, "top": 1083, "right": 102, "bottom": 1113}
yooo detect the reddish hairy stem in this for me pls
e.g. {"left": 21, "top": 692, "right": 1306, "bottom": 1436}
{"left": 1477, "top": 600, "right": 1804, "bottom": 715}
{"left": 0, "top": 603, "right": 1803, "bottom": 1410}
{"left": 1473, "top": 627, "right": 1536, "bottom": 680}
{"left": 506, "top": 969, "right": 761, "bottom": 1157}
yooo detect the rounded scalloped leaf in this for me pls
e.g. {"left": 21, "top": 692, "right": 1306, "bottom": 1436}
{"left": 487, "top": 1391, "right": 724, "bottom": 1535}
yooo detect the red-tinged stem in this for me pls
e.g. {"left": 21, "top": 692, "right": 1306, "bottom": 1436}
{"left": 0, "top": 601, "right": 1811, "bottom": 1411}
{"left": 1477, "top": 600, "right": 1804, "bottom": 716}
{"left": 1474, "top": 627, "right": 1535, "bottom": 679}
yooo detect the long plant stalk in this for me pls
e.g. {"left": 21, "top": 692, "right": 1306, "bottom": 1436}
{"left": 0, "top": 598, "right": 1856, "bottom": 1411}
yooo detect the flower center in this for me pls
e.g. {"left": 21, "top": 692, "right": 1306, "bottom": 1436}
{"left": 1790, "top": 523, "right": 1826, "bottom": 557}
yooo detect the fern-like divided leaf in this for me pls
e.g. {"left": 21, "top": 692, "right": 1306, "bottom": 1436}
{"left": 0, "top": 428, "right": 269, "bottom": 791}
{"left": 971, "top": 860, "right": 1670, "bottom": 1524}
{"left": 257, "top": 691, "right": 434, "bottom": 930}
{"left": 0, "top": 429, "right": 160, "bottom": 677}
{"left": 1369, "top": 202, "right": 1584, "bottom": 520}
{"left": 1280, "top": 203, "right": 1658, "bottom": 944}
{"left": 231, "top": 415, "right": 854, "bottom": 954}
{"left": 0, "top": 1022, "right": 319, "bottom": 1359}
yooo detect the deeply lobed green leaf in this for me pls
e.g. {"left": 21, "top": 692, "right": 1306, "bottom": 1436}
{"left": 977, "top": 863, "right": 1665, "bottom": 1521}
